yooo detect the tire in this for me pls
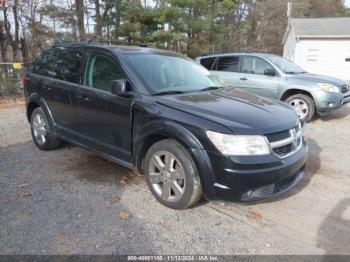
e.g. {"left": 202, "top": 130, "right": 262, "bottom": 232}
{"left": 30, "top": 107, "right": 61, "bottom": 150}
{"left": 285, "top": 94, "right": 315, "bottom": 122}
{"left": 143, "top": 139, "right": 203, "bottom": 210}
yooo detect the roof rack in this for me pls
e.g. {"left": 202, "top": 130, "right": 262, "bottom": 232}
{"left": 52, "top": 40, "right": 97, "bottom": 48}
{"left": 200, "top": 51, "right": 254, "bottom": 57}
{"left": 52, "top": 40, "right": 148, "bottom": 48}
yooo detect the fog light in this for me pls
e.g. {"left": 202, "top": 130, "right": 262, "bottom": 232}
{"left": 246, "top": 190, "right": 253, "bottom": 197}
{"left": 328, "top": 102, "right": 335, "bottom": 107}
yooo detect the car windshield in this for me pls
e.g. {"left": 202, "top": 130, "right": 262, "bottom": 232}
{"left": 126, "top": 53, "right": 224, "bottom": 95}
{"left": 264, "top": 54, "right": 306, "bottom": 74}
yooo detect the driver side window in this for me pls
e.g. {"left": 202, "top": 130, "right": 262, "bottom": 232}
{"left": 241, "top": 56, "right": 274, "bottom": 75}
{"left": 85, "top": 54, "right": 125, "bottom": 92}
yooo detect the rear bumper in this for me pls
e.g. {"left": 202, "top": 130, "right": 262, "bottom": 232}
{"left": 194, "top": 139, "right": 308, "bottom": 202}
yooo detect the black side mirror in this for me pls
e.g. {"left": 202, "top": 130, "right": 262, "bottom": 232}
{"left": 264, "top": 68, "right": 276, "bottom": 76}
{"left": 111, "top": 79, "right": 130, "bottom": 95}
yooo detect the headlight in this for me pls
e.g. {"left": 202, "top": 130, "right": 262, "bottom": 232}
{"left": 206, "top": 131, "right": 270, "bottom": 156}
{"left": 318, "top": 83, "right": 339, "bottom": 93}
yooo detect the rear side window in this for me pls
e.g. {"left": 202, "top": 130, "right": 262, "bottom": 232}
{"left": 32, "top": 50, "right": 57, "bottom": 77}
{"left": 217, "top": 56, "right": 239, "bottom": 72}
{"left": 55, "top": 49, "right": 84, "bottom": 84}
{"left": 241, "top": 56, "right": 274, "bottom": 75}
{"left": 200, "top": 57, "right": 216, "bottom": 70}
{"left": 85, "top": 54, "right": 125, "bottom": 92}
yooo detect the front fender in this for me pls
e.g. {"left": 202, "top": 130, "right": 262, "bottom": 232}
{"left": 132, "top": 120, "right": 217, "bottom": 200}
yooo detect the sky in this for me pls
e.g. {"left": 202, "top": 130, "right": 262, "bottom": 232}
{"left": 345, "top": 0, "right": 350, "bottom": 7}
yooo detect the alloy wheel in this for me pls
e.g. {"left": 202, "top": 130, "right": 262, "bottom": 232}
{"left": 32, "top": 113, "right": 47, "bottom": 145}
{"left": 289, "top": 98, "right": 309, "bottom": 120}
{"left": 148, "top": 151, "right": 186, "bottom": 202}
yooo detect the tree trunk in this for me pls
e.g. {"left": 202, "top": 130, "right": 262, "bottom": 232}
{"left": 94, "top": 0, "right": 102, "bottom": 40}
{"left": 0, "top": 23, "right": 7, "bottom": 62}
{"left": 75, "top": 0, "right": 85, "bottom": 40}
{"left": 12, "top": 0, "right": 20, "bottom": 61}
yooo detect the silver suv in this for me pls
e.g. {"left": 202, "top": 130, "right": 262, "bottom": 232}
{"left": 195, "top": 53, "right": 350, "bottom": 121}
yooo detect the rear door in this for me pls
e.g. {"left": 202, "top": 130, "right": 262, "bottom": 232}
{"left": 71, "top": 50, "right": 133, "bottom": 162}
{"left": 30, "top": 48, "right": 84, "bottom": 132}
{"left": 209, "top": 56, "right": 240, "bottom": 87}
{"left": 238, "top": 55, "right": 280, "bottom": 98}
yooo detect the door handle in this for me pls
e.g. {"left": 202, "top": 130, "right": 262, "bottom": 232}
{"left": 240, "top": 77, "right": 248, "bottom": 81}
{"left": 77, "top": 95, "right": 90, "bottom": 102}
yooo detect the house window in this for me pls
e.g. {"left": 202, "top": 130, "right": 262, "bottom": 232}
{"left": 307, "top": 49, "right": 319, "bottom": 62}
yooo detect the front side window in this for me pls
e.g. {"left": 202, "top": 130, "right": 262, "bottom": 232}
{"left": 241, "top": 56, "right": 274, "bottom": 75}
{"left": 217, "top": 56, "right": 239, "bottom": 72}
{"left": 126, "top": 53, "right": 223, "bottom": 94}
{"left": 85, "top": 54, "right": 125, "bottom": 92}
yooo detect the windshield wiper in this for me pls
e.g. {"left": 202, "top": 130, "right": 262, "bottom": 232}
{"left": 285, "top": 71, "right": 306, "bottom": 74}
{"left": 153, "top": 90, "right": 184, "bottom": 96}
{"left": 199, "top": 86, "right": 224, "bottom": 91}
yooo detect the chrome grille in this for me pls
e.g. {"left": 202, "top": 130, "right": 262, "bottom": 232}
{"left": 265, "top": 123, "right": 303, "bottom": 158}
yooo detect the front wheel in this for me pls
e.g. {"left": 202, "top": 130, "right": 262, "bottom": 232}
{"left": 143, "top": 139, "right": 202, "bottom": 210}
{"left": 285, "top": 94, "right": 315, "bottom": 122}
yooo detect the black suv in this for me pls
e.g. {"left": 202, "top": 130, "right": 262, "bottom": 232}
{"left": 24, "top": 42, "right": 308, "bottom": 209}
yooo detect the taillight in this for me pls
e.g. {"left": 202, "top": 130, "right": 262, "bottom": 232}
{"left": 21, "top": 74, "right": 28, "bottom": 86}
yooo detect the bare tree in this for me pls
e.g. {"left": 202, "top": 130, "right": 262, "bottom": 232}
{"left": 75, "top": 0, "right": 85, "bottom": 40}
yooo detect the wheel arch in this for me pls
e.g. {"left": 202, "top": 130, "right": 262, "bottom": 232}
{"left": 132, "top": 120, "right": 216, "bottom": 199}
{"left": 26, "top": 94, "right": 55, "bottom": 129}
{"left": 133, "top": 120, "right": 204, "bottom": 171}
{"left": 280, "top": 88, "right": 315, "bottom": 102}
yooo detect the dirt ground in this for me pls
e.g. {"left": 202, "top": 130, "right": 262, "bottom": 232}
{"left": 0, "top": 100, "right": 349, "bottom": 255}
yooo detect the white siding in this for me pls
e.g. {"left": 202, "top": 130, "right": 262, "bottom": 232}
{"left": 294, "top": 38, "right": 350, "bottom": 81}
{"left": 283, "top": 30, "right": 296, "bottom": 61}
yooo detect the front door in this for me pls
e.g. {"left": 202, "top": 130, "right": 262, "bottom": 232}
{"left": 71, "top": 51, "right": 133, "bottom": 162}
{"left": 238, "top": 56, "right": 280, "bottom": 98}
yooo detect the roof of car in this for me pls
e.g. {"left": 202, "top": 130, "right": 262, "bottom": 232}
{"left": 196, "top": 52, "right": 276, "bottom": 59}
{"left": 52, "top": 41, "right": 178, "bottom": 55}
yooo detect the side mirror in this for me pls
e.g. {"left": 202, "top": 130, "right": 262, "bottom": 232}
{"left": 111, "top": 79, "right": 130, "bottom": 95}
{"left": 264, "top": 68, "right": 276, "bottom": 76}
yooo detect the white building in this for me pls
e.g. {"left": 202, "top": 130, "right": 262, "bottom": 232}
{"left": 282, "top": 18, "right": 350, "bottom": 81}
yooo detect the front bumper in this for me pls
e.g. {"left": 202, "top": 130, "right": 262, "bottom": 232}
{"left": 196, "top": 139, "right": 308, "bottom": 202}
{"left": 315, "top": 90, "right": 350, "bottom": 112}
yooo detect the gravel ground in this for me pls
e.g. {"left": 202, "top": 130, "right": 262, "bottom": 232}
{"left": 0, "top": 100, "right": 349, "bottom": 255}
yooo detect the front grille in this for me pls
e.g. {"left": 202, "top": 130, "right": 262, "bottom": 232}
{"left": 341, "top": 84, "right": 349, "bottom": 93}
{"left": 273, "top": 144, "right": 293, "bottom": 157}
{"left": 266, "top": 130, "right": 290, "bottom": 142}
{"left": 265, "top": 123, "right": 302, "bottom": 158}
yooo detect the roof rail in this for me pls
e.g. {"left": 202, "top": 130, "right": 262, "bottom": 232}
{"left": 52, "top": 40, "right": 148, "bottom": 48}
{"left": 52, "top": 40, "right": 97, "bottom": 48}
{"left": 200, "top": 51, "right": 254, "bottom": 57}
{"left": 99, "top": 40, "right": 148, "bottom": 47}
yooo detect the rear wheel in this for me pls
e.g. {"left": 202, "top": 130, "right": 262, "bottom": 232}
{"left": 30, "top": 107, "right": 61, "bottom": 150}
{"left": 143, "top": 139, "right": 202, "bottom": 209}
{"left": 285, "top": 94, "right": 315, "bottom": 122}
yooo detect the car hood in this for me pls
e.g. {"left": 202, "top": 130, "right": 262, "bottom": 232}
{"left": 156, "top": 88, "right": 298, "bottom": 134}
{"left": 289, "top": 73, "right": 346, "bottom": 86}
